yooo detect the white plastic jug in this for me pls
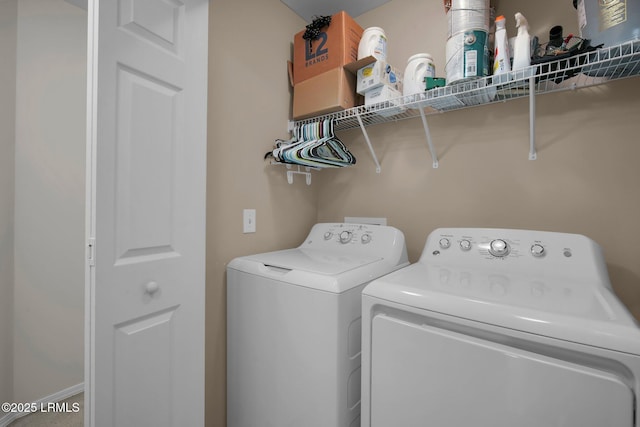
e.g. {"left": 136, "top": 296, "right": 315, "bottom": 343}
{"left": 403, "top": 53, "right": 436, "bottom": 97}
{"left": 358, "top": 27, "right": 387, "bottom": 60}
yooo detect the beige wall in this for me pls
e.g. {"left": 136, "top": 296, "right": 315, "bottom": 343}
{"left": 0, "top": 0, "right": 17, "bottom": 408}
{"left": 317, "top": 0, "right": 640, "bottom": 319}
{"left": 13, "top": 0, "right": 85, "bottom": 402}
{"left": 206, "top": 1, "right": 309, "bottom": 425}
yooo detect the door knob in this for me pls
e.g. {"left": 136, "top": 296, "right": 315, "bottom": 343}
{"left": 145, "top": 281, "right": 159, "bottom": 295}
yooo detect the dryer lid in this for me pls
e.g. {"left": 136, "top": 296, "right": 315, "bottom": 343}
{"left": 245, "top": 248, "right": 383, "bottom": 275}
{"left": 364, "top": 263, "right": 640, "bottom": 355}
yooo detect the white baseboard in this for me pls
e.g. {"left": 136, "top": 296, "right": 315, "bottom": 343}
{"left": 0, "top": 383, "right": 84, "bottom": 427}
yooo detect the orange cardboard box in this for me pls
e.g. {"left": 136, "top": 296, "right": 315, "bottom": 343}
{"left": 292, "top": 67, "right": 358, "bottom": 120}
{"left": 292, "top": 11, "right": 363, "bottom": 85}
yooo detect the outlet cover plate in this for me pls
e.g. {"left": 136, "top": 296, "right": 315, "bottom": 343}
{"left": 243, "top": 209, "right": 256, "bottom": 233}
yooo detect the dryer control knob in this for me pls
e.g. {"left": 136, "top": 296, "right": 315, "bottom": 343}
{"left": 339, "top": 231, "right": 352, "bottom": 244}
{"left": 439, "top": 238, "right": 451, "bottom": 249}
{"left": 531, "top": 244, "right": 545, "bottom": 257}
{"left": 324, "top": 231, "right": 333, "bottom": 240}
{"left": 361, "top": 234, "right": 372, "bottom": 244}
{"left": 460, "top": 239, "right": 472, "bottom": 251}
{"left": 489, "top": 239, "right": 510, "bottom": 257}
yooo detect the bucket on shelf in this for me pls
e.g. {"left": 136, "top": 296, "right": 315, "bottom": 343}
{"left": 446, "top": 30, "right": 490, "bottom": 84}
{"left": 445, "top": 0, "right": 490, "bottom": 84}
{"left": 446, "top": 0, "right": 490, "bottom": 38}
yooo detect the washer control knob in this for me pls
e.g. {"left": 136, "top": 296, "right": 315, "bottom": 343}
{"left": 339, "top": 231, "right": 352, "bottom": 244}
{"left": 531, "top": 244, "right": 545, "bottom": 257}
{"left": 459, "top": 239, "right": 472, "bottom": 251}
{"left": 439, "top": 238, "right": 451, "bottom": 249}
{"left": 361, "top": 234, "right": 372, "bottom": 244}
{"left": 489, "top": 239, "right": 510, "bottom": 257}
{"left": 324, "top": 231, "right": 333, "bottom": 240}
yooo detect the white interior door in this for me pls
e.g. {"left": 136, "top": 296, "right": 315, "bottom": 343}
{"left": 85, "top": 0, "right": 208, "bottom": 426}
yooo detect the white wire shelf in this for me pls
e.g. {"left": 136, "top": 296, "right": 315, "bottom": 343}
{"left": 281, "top": 40, "right": 640, "bottom": 181}
{"left": 293, "top": 40, "right": 640, "bottom": 132}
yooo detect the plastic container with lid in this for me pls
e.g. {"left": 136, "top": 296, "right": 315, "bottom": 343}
{"left": 574, "top": 0, "right": 640, "bottom": 48}
{"left": 358, "top": 27, "right": 387, "bottom": 60}
{"left": 403, "top": 53, "right": 436, "bottom": 98}
{"left": 445, "top": 29, "right": 490, "bottom": 84}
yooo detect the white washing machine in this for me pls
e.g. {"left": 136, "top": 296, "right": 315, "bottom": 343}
{"left": 227, "top": 222, "right": 408, "bottom": 427}
{"left": 361, "top": 227, "right": 640, "bottom": 427}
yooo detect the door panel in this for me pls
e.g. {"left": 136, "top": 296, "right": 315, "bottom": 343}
{"left": 115, "top": 64, "right": 179, "bottom": 263}
{"left": 86, "top": 0, "right": 208, "bottom": 425}
{"left": 114, "top": 307, "right": 177, "bottom": 427}
{"left": 119, "top": 0, "right": 183, "bottom": 54}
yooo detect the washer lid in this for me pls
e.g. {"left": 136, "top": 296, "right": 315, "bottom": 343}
{"left": 364, "top": 262, "right": 640, "bottom": 355}
{"left": 245, "top": 248, "right": 383, "bottom": 275}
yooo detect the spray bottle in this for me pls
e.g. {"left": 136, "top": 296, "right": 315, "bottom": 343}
{"left": 493, "top": 15, "right": 511, "bottom": 82}
{"left": 512, "top": 12, "right": 531, "bottom": 71}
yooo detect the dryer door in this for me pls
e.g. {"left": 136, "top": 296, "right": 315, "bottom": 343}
{"left": 370, "top": 314, "right": 634, "bottom": 427}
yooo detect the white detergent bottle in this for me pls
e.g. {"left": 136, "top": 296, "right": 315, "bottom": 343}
{"left": 512, "top": 12, "right": 531, "bottom": 71}
{"left": 358, "top": 27, "right": 387, "bottom": 60}
{"left": 403, "top": 53, "right": 435, "bottom": 98}
{"left": 492, "top": 15, "right": 510, "bottom": 83}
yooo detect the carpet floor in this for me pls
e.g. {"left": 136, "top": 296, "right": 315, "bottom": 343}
{"left": 7, "top": 393, "right": 83, "bottom": 427}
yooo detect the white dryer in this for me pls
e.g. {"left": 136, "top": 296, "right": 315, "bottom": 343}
{"left": 361, "top": 228, "right": 640, "bottom": 427}
{"left": 227, "top": 222, "right": 408, "bottom": 427}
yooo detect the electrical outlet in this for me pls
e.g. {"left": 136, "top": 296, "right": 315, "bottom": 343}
{"left": 243, "top": 209, "right": 256, "bottom": 233}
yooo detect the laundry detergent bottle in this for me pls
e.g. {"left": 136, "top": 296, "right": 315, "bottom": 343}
{"left": 403, "top": 53, "right": 436, "bottom": 98}
{"left": 358, "top": 27, "right": 387, "bottom": 60}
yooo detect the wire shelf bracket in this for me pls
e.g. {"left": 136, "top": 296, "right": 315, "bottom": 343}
{"left": 528, "top": 75, "right": 537, "bottom": 161}
{"left": 355, "top": 112, "right": 382, "bottom": 173}
{"left": 419, "top": 108, "right": 439, "bottom": 168}
{"left": 286, "top": 165, "right": 312, "bottom": 185}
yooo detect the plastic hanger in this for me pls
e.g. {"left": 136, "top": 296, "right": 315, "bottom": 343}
{"left": 267, "top": 119, "right": 356, "bottom": 169}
